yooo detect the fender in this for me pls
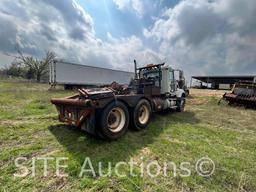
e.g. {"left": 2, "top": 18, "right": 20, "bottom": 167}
{"left": 176, "top": 88, "right": 186, "bottom": 98}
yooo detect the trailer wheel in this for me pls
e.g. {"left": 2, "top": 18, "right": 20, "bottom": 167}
{"left": 131, "top": 99, "right": 151, "bottom": 130}
{"left": 176, "top": 97, "right": 185, "bottom": 112}
{"left": 99, "top": 101, "right": 129, "bottom": 140}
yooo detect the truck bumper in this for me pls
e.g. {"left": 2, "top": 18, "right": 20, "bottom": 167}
{"left": 51, "top": 98, "right": 94, "bottom": 127}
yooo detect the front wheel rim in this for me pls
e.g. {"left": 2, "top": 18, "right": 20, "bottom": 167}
{"left": 107, "top": 107, "right": 126, "bottom": 133}
{"left": 138, "top": 105, "right": 150, "bottom": 124}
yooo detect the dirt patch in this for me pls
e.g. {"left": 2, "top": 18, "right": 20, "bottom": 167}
{"left": 132, "top": 147, "right": 152, "bottom": 164}
{"left": 188, "top": 98, "right": 209, "bottom": 105}
{"left": 0, "top": 120, "right": 23, "bottom": 127}
{"left": 190, "top": 88, "right": 228, "bottom": 97}
{"left": 140, "top": 147, "right": 152, "bottom": 156}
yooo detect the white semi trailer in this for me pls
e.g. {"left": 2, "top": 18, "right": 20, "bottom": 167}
{"left": 49, "top": 60, "right": 134, "bottom": 88}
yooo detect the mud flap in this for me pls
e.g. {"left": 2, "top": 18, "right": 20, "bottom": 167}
{"left": 81, "top": 111, "right": 96, "bottom": 135}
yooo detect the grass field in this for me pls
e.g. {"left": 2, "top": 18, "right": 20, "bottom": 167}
{"left": 0, "top": 80, "right": 256, "bottom": 192}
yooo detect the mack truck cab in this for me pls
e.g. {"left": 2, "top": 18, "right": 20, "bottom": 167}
{"left": 51, "top": 61, "right": 186, "bottom": 140}
{"left": 138, "top": 62, "right": 185, "bottom": 97}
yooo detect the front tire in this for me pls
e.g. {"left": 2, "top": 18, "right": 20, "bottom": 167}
{"left": 98, "top": 101, "right": 129, "bottom": 140}
{"left": 176, "top": 97, "right": 185, "bottom": 112}
{"left": 131, "top": 99, "right": 152, "bottom": 130}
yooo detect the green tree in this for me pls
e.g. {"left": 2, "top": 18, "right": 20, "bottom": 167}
{"left": 19, "top": 51, "right": 56, "bottom": 82}
{"left": 6, "top": 61, "right": 26, "bottom": 77}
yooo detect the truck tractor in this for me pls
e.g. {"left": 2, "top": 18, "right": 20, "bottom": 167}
{"left": 51, "top": 61, "right": 186, "bottom": 140}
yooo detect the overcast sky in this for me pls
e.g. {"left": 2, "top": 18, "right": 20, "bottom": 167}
{"left": 0, "top": 0, "right": 256, "bottom": 77}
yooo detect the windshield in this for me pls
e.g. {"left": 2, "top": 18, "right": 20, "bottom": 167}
{"left": 143, "top": 71, "right": 159, "bottom": 79}
{"left": 142, "top": 70, "right": 160, "bottom": 86}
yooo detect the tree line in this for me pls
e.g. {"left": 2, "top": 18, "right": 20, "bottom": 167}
{"left": 0, "top": 51, "right": 56, "bottom": 82}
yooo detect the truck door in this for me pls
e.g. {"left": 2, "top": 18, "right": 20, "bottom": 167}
{"left": 169, "top": 69, "right": 176, "bottom": 92}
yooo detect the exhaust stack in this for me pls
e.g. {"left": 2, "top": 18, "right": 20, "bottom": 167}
{"left": 134, "top": 60, "right": 138, "bottom": 79}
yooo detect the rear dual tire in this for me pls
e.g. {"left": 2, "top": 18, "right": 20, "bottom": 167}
{"left": 97, "top": 101, "right": 129, "bottom": 140}
{"left": 97, "top": 99, "right": 152, "bottom": 140}
{"left": 131, "top": 99, "right": 152, "bottom": 130}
